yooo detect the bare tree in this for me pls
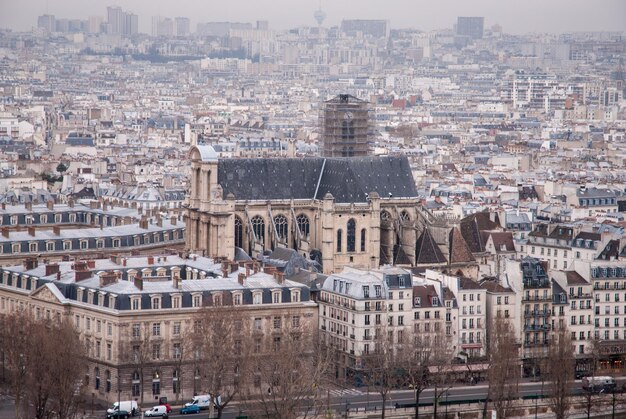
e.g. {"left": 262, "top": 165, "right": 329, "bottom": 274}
{"left": 360, "top": 326, "right": 404, "bottom": 419}
{"left": 0, "top": 311, "right": 87, "bottom": 419}
{"left": 170, "top": 322, "right": 196, "bottom": 405}
{"left": 428, "top": 336, "right": 455, "bottom": 419}
{"left": 246, "top": 318, "right": 329, "bottom": 419}
{"left": 398, "top": 326, "right": 448, "bottom": 419}
{"left": 48, "top": 317, "right": 88, "bottom": 419}
{"left": 544, "top": 326, "right": 575, "bottom": 419}
{"left": 194, "top": 306, "right": 252, "bottom": 419}
{"left": 483, "top": 317, "right": 520, "bottom": 419}
{"left": 0, "top": 310, "right": 34, "bottom": 419}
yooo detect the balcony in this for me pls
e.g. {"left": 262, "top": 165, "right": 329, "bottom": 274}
{"left": 363, "top": 335, "right": 372, "bottom": 341}
{"left": 523, "top": 310, "right": 551, "bottom": 318}
{"left": 349, "top": 334, "right": 355, "bottom": 339}
{"left": 523, "top": 340, "right": 550, "bottom": 347}
{"left": 569, "top": 293, "right": 593, "bottom": 299}
{"left": 522, "top": 295, "right": 552, "bottom": 302}
{"left": 524, "top": 324, "right": 550, "bottom": 331}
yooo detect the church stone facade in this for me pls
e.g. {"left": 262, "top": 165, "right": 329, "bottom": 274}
{"left": 186, "top": 145, "right": 475, "bottom": 275}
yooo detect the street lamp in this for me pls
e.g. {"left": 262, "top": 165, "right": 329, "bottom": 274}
{"left": 117, "top": 372, "right": 121, "bottom": 416}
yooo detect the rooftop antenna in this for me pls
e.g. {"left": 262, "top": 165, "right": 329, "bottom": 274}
{"left": 314, "top": 0, "right": 326, "bottom": 26}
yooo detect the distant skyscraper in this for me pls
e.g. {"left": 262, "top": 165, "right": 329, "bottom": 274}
{"left": 456, "top": 16, "right": 484, "bottom": 39}
{"left": 88, "top": 15, "right": 103, "bottom": 34}
{"left": 256, "top": 20, "right": 269, "bottom": 31}
{"left": 153, "top": 16, "right": 174, "bottom": 37}
{"left": 107, "top": 6, "right": 137, "bottom": 36}
{"left": 37, "top": 14, "right": 56, "bottom": 33}
{"left": 107, "top": 6, "right": 124, "bottom": 35}
{"left": 175, "top": 17, "right": 190, "bottom": 36}
{"left": 124, "top": 13, "right": 138, "bottom": 36}
{"left": 320, "top": 94, "right": 372, "bottom": 158}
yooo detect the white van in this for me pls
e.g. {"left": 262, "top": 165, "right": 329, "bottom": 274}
{"left": 185, "top": 394, "right": 211, "bottom": 410}
{"left": 107, "top": 401, "right": 138, "bottom": 416}
{"left": 144, "top": 405, "right": 168, "bottom": 417}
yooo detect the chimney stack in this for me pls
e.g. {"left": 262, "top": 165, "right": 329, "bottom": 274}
{"left": 170, "top": 216, "right": 177, "bottom": 226}
{"left": 27, "top": 227, "right": 36, "bottom": 237}
{"left": 1, "top": 228, "right": 8, "bottom": 239}
{"left": 274, "top": 271, "right": 285, "bottom": 285}
{"left": 45, "top": 263, "right": 60, "bottom": 276}
{"left": 99, "top": 271, "right": 118, "bottom": 287}
{"left": 238, "top": 273, "right": 246, "bottom": 286}
{"left": 157, "top": 217, "right": 163, "bottom": 227}
{"left": 46, "top": 200, "right": 54, "bottom": 210}
{"left": 25, "top": 202, "right": 32, "bottom": 211}
{"left": 134, "top": 275, "right": 143, "bottom": 291}
{"left": 147, "top": 256, "right": 155, "bottom": 265}
{"left": 221, "top": 261, "right": 230, "bottom": 278}
{"left": 23, "top": 257, "right": 38, "bottom": 271}
{"left": 53, "top": 226, "right": 61, "bottom": 235}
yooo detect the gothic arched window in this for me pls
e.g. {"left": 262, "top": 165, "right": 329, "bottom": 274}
{"left": 361, "top": 228, "right": 367, "bottom": 252}
{"left": 337, "top": 229, "right": 342, "bottom": 253}
{"left": 234, "top": 216, "right": 243, "bottom": 248}
{"left": 274, "top": 215, "right": 288, "bottom": 241}
{"left": 251, "top": 216, "right": 265, "bottom": 243}
{"left": 296, "top": 214, "right": 310, "bottom": 239}
{"left": 347, "top": 219, "right": 356, "bottom": 252}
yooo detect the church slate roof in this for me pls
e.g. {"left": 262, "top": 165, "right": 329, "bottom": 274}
{"left": 415, "top": 228, "right": 447, "bottom": 265}
{"left": 217, "top": 155, "right": 417, "bottom": 203}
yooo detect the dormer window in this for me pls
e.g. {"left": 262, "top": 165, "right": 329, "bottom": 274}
{"left": 151, "top": 296, "right": 161, "bottom": 310}
{"left": 291, "top": 289, "right": 300, "bottom": 302}
{"left": 253, "top": 291, "right": 262, "bottom": 305}
{"left": 233, "top": 292, "right": 242, "bottom": 305}
{"left": 374, "top": 285, "right": 381, "bottom": 297}
{"left": 432, "top": 296, "right": 439, "bottom": 306}
{"left": 362, "top": 286, "right": 370, "bottom": 298}
{"left": 192, "top": 293, "right": 202, "bottom": 307}
{"left": 212, "top": 293, "right": 222, "bottom": 306}
{"left": 272, "top": 290, "right": 281, "bottom": 304}
{"left": 414, "top": 297, "right": 421, "bottom": 306}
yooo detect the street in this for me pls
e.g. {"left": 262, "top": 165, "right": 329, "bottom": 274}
{"left": 1, "top": 378, "right": 623, "bottom": 419}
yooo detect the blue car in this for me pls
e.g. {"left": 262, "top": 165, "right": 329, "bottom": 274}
{"left": 180, "top": 405, "right": 200, "bottom": 415}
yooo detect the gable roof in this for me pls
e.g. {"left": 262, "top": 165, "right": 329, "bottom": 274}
{"left": 216, "top": 155, "right": 418, "bottom": 203}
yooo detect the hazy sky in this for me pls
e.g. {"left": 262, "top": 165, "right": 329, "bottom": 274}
{"left": 1, "top": 0, "right": 624, "bottom": 34}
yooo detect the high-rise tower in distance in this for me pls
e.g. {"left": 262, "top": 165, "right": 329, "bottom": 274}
{"left": 320, "top": 94, "right": 372, "bottom": 158}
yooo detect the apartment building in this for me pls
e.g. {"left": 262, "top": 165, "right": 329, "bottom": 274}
{"left": 318, "top": 266, "right": 412, "bottom": 381}
{"left": 551, "top": 270, "right": 595, "bottom": 376}
{"left": 425, "top": 270, "right": 487, "bottom": 359}
{"left": 0, "top": 255, "right": 317, "bottom": 403}
{"left": 479, "top": 278, "right": 520, "bottom": 348}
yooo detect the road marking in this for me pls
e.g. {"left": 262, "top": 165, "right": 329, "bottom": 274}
{"left": 328, "top": 389, "right": 365, "bottom": 397}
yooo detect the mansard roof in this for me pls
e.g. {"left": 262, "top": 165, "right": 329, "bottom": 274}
{"left": 216, "top": 155, "right": 418, "bottom": 203}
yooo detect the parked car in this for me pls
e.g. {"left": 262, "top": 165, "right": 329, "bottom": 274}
{"left": 107, "top": 401, "right": 138, "bottom": 416}
{"left": 106, "top": 410, "right": 129, "bottom": 419}
{"left": 144, "top": 405, "right": 168, "bottom": 417}
{"left": 180, "top": 404, "right": 200, "bottom": 415}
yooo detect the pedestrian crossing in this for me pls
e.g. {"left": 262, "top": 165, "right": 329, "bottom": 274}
{"left": 328, "top": 388, "right": 365, "bottom": 397}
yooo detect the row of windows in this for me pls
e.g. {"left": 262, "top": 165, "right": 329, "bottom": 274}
{"left": 337, "top": 219, "right": 367, "bottom": 253}
{"left": 75, "top": 315, "right": 114, "bottom": 336}
{"left": 2, "top": 231, "right": 182, "bottom": 254}
{"left": 235, "top": 214, "right": 311, "bottom": 248}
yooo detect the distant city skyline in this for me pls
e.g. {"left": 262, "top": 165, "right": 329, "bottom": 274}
{"left": 1, "top": 0, "right": 624, "bottom": 35}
